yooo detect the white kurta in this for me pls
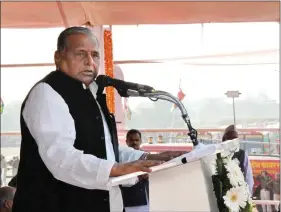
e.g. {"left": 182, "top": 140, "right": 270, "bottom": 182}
{"left": 22, "top": 81, "right": 145, "bottom": 212}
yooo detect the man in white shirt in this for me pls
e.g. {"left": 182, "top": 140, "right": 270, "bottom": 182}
{"left": 122, "top": 129, "right": 150, "bottom": 212}
{"left": 12, "top": 26, "right": 185, "bottom": 212}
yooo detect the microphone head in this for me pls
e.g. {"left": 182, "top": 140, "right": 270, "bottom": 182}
{"left": 96, "top": 75, "right": 129, "bottom": 97}
{"left": 95, "top": 75, "right": 110, "bottom": 96}
{"left": 95, "top": 75, "right": 111, "bottom": 87}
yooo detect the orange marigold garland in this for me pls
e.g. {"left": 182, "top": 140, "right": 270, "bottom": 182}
{"left": 103, "top": 28, "right": 115, "bottom": 114}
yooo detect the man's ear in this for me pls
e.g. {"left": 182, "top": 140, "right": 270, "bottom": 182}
{"left": 54, "top": 51, "right": 61, "bottom": 68}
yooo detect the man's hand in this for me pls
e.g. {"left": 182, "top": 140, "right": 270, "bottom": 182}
{"left": 147, "top": 151, "right": 188, "bottom": 162}
{"left": 110, "top": 160, "right": 162, "bottom": 177}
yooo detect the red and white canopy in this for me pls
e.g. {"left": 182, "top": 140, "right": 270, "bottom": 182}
{"left": 1, "top": 2, "right": 279, "bottom": 28}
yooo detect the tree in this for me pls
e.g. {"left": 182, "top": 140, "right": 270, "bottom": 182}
{"left": 1, "top": 101, "right": 22, "bottom": 132}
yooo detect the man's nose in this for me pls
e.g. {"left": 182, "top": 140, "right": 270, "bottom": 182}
{"left": 85, "top": 53, "right": 95, "bottom": 66}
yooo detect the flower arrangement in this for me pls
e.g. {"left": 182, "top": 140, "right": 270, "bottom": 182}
{"left": 211, "top": 145, "right": 256, "bottom": 212}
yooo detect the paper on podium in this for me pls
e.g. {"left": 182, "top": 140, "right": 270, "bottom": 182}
{"left": 107, "top": 138, "right": 239, "bottom": 187}
{"left": 107, "top": 143, "right": 217, "bottom": 187}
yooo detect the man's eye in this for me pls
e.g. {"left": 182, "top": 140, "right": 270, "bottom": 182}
{"left": 92, "top": 53, "right": 100, "bottom": 58}
{"left": 78, "top": 52, "right": 84, "bottom": 56}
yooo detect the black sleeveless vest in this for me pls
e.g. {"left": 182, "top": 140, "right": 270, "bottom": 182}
{"left": 121, "top": 179, "right": 149, "bottom": 207}
{"left": 233, "top": 149, "right": 246, "bottom": 176}
{"left": 12, "top": 71, "right": 119, "bottom": 212}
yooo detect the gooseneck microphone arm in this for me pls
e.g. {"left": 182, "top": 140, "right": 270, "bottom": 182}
{"left": 136, "top": 90, "right": 198, "bottom": 146}
{"left": 95, "top": 75, "right": 198, "bottom": 146}
{"left": 122, "top": 89, "right": 199, "bottom": 146}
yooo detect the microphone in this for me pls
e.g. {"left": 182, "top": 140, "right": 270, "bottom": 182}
{"left": 95, "top": 75, "right": 155, "bottom": 97}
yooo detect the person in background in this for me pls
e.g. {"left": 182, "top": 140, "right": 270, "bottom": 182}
{"left": 7, "top": 157, "right": 19, "bottom": 178}
{"left": 267, "top": 172, "right": 280, "bottom": 211}
{"left": 0, "top": 155, "right": 7, "bottom": 186}
{"left": 257, "top": 171, "right": 273, "bottom": 212}
{"left": 0, "top": 186, "right": 16, "bottom": 212}
{"left": 11, "top": 157, "right": 19, "bottom": 177}
{"left": 272, "top": 173, "right": 280, "bottom": 211}
{"left": 222, "top": 125, "right": 254, "bottom": 195}
{"left": 122, "top": 129, "right": 149, "bottom": 212}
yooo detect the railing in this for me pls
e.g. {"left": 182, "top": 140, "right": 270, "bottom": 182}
{"left": 1, "top": 128, "right": 280, "bottom": 155}
{"left": 253, "top": 200, "right": 280, "bottom": 212}
{"left": 253, "top": 200, "right": 280, "bottom": 205}
{"left": 140, "top": 140, "right": 280, "bottom": 157}
{"left": 1, "top": 129, "right": 279, "bottom": 185}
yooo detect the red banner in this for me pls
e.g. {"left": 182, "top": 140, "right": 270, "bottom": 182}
{"left": 251, "top": 158, "right": 280, "bottom": 204}
{"left": 251, "top": 160, "right": 280, "bottom": 175}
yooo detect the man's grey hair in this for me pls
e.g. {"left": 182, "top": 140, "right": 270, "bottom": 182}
{"left": 57, "top": 26, "right": 99, "bottom": 52}
{"left": 0, "top": 187, "right": 15, "bottom": 207}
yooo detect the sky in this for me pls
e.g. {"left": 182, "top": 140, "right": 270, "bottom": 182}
{"left": 1, "top": 22, "right": 279, "bottom": 108}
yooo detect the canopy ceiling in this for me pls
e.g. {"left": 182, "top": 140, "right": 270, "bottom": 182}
{"left": 1, "top": 1, "right": 279, "bottom": 28}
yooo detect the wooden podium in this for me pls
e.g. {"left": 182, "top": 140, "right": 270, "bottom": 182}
{"left": 108, "top": 139, "right": 240, "bottom": 212}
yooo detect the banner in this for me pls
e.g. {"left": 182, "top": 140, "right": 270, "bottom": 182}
{"left": 251, "top": 158, "right": 280, "bottom": 210}
{"left": 251, "top": 160, "right": 280, "bottom": 175}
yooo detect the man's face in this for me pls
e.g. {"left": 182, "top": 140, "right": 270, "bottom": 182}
{"left": 261, "top": 172, "right": 266, "bottom": 177}
{"left": 126, "top": 133, "right": 141, "bottom": 150}
{"left": 55, "top": 33, "right": 100, "bottom": 86}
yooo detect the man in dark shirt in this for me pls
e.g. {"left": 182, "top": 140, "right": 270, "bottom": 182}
{"left": 269, "top": 173, "right": 280, "bottom": 211}
{"left": 222, "top": 125, "right": 254, "bottom": 194}
{"left": 273, "top": 173, "right": 280, "bottom": 199}
{"left": 122, "top": 129, "right": 149, "bottom": 212}
{"left": 257, "top": 171, "right": 272, "bottom": 212}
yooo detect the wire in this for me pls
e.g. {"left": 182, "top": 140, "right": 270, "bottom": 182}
{"left": 149, "top": 97, "right": 159, "bottom": 102}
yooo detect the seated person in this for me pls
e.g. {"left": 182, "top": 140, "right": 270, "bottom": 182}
{"left": 0, "top": 186, "right": 16, "bottom": 212}
{"left": 122, "top": 129, "right": 149, "bottom": 212}
{"left": 222, "top": 125, "right": 254, "bottom": 194}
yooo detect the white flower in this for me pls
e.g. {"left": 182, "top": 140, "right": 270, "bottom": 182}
{"left": 223, "top": 187, "right": 248, "bottom": 212}
{"left": 222, "top": 157, "right": 238, "bottom": 164}
{"left": 225, "top": 159, "right": 244, "bottom": 187}
{"left": 221, "top": 149, "right": 234, "bottom": 158}
{"left": 242, "top": 182, "right": 252, "bottom": 199}
{"left": 211, "top": 159, "right": 218, "bottom": 175}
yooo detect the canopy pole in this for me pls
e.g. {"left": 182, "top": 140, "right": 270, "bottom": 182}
{"left": 56, "top": 1, "right": 69, "bottom": 28}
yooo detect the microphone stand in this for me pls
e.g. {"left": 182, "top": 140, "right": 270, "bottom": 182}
{"left": 127, "top": 90, "right": 198, "bottom": 146}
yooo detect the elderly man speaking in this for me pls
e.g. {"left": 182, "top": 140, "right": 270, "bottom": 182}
{"left": 12, "top": 26, "right": 185, "bottom": 212}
